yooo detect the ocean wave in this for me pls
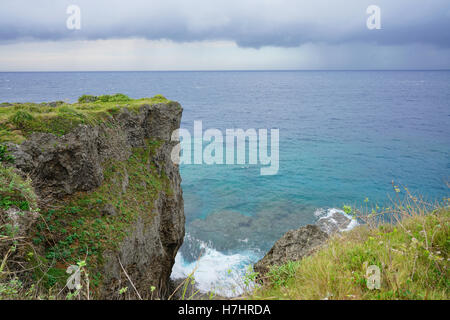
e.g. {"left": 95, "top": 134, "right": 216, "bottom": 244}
{"left": 314, "top": 207, "right": 359, "bottom": 234}
{"left": 172, "top": 208, "right": 359, "bottom": 297}
{"left": 171, "top": 235, "right": 260, "bottom": 297}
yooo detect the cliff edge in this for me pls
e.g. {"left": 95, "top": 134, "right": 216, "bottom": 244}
{"left": 0, "top": 94, "right": 185, "bottom": 299}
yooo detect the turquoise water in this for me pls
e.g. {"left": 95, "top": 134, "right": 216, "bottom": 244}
{"left": 1, "top": 71, "right": 449, "bottom": 294}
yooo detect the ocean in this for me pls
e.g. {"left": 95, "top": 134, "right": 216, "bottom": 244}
{"left": 1, "top": 70, "right": 449, "bottom": 295}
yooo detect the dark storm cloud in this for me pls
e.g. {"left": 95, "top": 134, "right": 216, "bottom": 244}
{"left": 0, "top": 0, "right": 449, "bottom": 48}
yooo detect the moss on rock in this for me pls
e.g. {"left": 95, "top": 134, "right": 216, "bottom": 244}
{"left": 32, "top": 139, "right": 171, "bottom": 290}
{"left": 0, "top": 94, "right": 171, "bottom": 144}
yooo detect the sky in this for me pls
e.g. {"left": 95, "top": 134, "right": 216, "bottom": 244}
{"left": 0, "top": 0, "right": 450, "bottom": 71}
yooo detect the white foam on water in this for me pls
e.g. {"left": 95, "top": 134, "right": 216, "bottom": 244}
{"left": 314, "top": 207, "right": 359, "bottom": 232}
{"left": 343, "top": 215, "right": 359, "bottom": 231}
{"left": 171, "top": 241, "right": 260, "bottom": 297}
{"left": 171, "top": 208, "right": 359, "bottom": 297}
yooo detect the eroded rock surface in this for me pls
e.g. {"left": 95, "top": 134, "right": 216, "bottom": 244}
{"left": 254, "top": 209, "right": 358, "bottom": 278}
{"left": 254, "top": 224, "right": 328, "bottom": 276}
{"left": 5, "top": 102, "right": 185, "bottom": 299}
{"left": 315, "top": 208, "right": 354, "bottom": 235}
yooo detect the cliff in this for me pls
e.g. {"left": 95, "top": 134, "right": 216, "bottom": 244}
{"left": 0, "top": 94, "right": 185, "bottom": 299}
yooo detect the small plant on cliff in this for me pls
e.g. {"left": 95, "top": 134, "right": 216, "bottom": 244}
{"left": 265, "top": 261, "right": 298, "bottom": 288}
{"left": 343, "top": 205, "right": 352, "bottom": 216}
{"left": 65, "top": 259, "right": 91, "bottom": 300}
{"left": 0, "top": 165, "right": 38, "bottom": 211}
{"left": 119, "top": 287, "right": 128, "bottom": 295}
{"left": 0, "top": 145, "right": 14, "bottom": 164}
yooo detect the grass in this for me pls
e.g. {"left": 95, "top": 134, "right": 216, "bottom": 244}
{"left": 249, "top": 189, "right": 449, "bottom": 300}
{"left": 0, "top": 165, "right": 38, "bottom": 213}
{"left": 0, "top": 160, "right": 41, "bottom": 299}
{"left": 0, "top": 93, "right": 171, "bottom": 144}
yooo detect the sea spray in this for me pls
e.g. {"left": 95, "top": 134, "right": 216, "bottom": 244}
{"left": 314, "top": 208, "right": 359, "bottom": 234}
{"left": 171, "top": 235, "right": 261, "bottom": 297}
{"left": 171, "top": 209, "right": 358, "bottom": 297}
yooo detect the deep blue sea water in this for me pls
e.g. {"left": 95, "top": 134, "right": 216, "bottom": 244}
{"left": 1, "top": 71, "right": 449, "bottom": 294}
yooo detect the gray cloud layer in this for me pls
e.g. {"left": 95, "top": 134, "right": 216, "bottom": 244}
{"left": 1, "top": 0, "right": 450, "bottom": 48}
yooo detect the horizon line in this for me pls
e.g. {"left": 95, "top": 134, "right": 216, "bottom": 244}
{"left": 1, "top": 69, "right": 450, "bottom": 73}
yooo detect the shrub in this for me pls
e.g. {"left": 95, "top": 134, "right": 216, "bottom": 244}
{"left": 9, "top": 111, "right": 34, "bottom": 128}
{"left": 97, "top": 93, "right": 131, "bottom": 103}
{"left": 57, "top": 106, "right": 86, "bottom": 119}
{"left": 109, "top": 93, "right": 132, "bottom": 102}
{"left": 78, "top": 95, "right": 98, "bottom": 103}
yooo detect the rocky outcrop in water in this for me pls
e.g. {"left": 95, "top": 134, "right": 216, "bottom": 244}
{"left": 254, "top": 209, "right": 355, "bottom": 277}
{"left": 315, "top": 208, "right": 354, "bottom": 234}
{"left": 253, "top": 224, "right": 329, "bottom": 276}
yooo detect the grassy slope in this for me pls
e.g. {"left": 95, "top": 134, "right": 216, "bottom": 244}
{"left": 0, "top": 93, "right": 170, "bottom": 144}
{"left": 249, "top": 205, "right": 449, "bottom": 300}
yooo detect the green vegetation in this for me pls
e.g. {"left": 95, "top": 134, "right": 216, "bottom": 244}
{"left": 0, "top": 138, "right": 173, "bottom": 298}
{"left": 0, "top": 162, "right": 40, "bottom": 298}
{"left": 0, "top": 95, "right": 177, "bottom": 299}
{"left": 0, "top": 165, "right": 38, "bottom": 213}
{"left": 32, "top": 139, "right": 170, "bottom": 290}
{"left": 78, "top": 95, "right": 98, "bottom": 103}
{"left": 0, "top": 94, "right": 170, "bottom": 144}
{"left": 0, "top": 145, "right": 14, "bottom": 163}
{"left": 78, "top": 93, "right": 133, "bottom": 103}
{"left": 249, "top": 194, "right": 450, "bottom": 300}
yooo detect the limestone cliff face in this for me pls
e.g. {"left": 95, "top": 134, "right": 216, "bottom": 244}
{"left": 6, "top": 102, "right": 185, "bottom": 299}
